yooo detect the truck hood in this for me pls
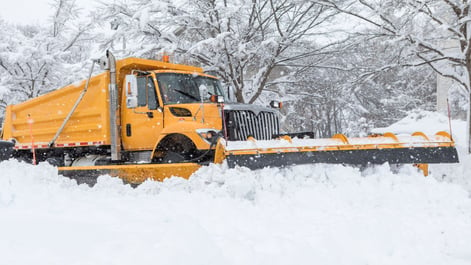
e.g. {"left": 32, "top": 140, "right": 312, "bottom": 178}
{"left": 223, "top": 103, "right": 278, "bottom": 116}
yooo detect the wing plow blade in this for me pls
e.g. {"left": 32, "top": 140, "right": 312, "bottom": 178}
{"left": 215, "top": 131, "right": 459, "bottom": 170}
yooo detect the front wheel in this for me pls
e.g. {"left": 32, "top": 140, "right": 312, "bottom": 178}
{"left": 153, "top": 134, "right": 198, "bottom": 163}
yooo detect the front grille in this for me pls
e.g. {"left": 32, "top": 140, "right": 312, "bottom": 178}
{"left": 224, "top": 110, "right": 279, "bottom": 140}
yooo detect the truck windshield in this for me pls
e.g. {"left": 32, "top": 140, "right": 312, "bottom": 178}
{"left": 156, "top": 73, "right": 225, "bottom": 104}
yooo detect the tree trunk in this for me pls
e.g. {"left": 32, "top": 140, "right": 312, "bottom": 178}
{"left": 465, "top": 20, "right": 471, "bottom": 154}
{"left": 235, "top": 87, "right": 245, "bottom": 103}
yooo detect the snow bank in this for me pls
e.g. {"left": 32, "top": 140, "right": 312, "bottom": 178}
{"left": 372, "top": 110, "right": 466, "bottom": 146}
{"left": 371, "top": 110, "right": 471, "bottom": 192}
{"left": 1, "top": 159, "right": 471, "bottom": 265}
{"left": 1, "top": 110, "right": 471, "bottom": 265}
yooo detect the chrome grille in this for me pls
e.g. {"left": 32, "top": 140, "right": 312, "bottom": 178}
{"left": 225, "top": 110, "right": 279, "bottom": 140}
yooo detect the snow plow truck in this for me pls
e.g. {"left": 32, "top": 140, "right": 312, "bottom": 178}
{"left": 0, "top": 51, "right": 459, "bottom": 185}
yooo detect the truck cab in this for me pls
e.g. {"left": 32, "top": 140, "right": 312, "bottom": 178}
{"left": 121, "top": 70, "right": 227, "bottom": 162}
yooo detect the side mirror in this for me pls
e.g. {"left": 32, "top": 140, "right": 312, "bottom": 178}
{"left": 199, "top": 85, "right": 208, "bottom": 101}
{"left": 125, "top": 75, "right": 138, "bottom": 108}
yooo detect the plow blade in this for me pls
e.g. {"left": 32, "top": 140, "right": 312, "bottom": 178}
{"left": 59, "top": 163, "right": 202, "bottom": 185}
{"left": 214, "top": 131, "right": 459, "bottom": 170}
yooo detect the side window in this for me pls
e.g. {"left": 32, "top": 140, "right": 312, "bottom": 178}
{"left": 147, "top": 77, "right": 158, "bottom": 110}
{"left": 137, "top": 77, "right": 147, "bottom": 107}
{"left": 136, "top": 76, "right": 158, "bottom": 110}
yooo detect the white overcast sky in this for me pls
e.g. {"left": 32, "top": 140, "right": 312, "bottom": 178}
{"left": 0, "top": 0, "right": 103, "bottom": 24}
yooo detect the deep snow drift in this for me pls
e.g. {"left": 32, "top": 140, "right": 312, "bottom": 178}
{"left": 1, "top": 111, "right": 471, "bottom": 265}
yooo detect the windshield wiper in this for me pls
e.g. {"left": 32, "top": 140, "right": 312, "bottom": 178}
{"left": 174, "top": 89, "right": 200, "bottom": 101}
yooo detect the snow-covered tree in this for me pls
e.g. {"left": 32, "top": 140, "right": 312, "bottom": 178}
{"left": 0, "top": 0, "right": 96, "bottom": 117}
{"left": 282, "top": 38, "right": 436, "bottom": 136}
{"left": 318, "top": 0, "right": 471, "bottom": 151}
{"left": 100, "top": 0, "right": 339, "bottom": 104}
{"left": 0, "top": 0, "right": 441, "bottom": 139}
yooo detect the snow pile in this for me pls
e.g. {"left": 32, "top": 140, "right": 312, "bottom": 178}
{"left": 372, "top": 110, "right": 466, "bottom": 146}
{"left": 371, "top": 110, "right": 471, "bottom": 192}
{"left": 1, "top": 160, "right": 471, "bottom": 265}
{"left": 1, "top": 110, "right": 471, "bottom": 265}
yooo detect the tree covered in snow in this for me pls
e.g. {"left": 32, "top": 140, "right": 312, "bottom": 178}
{"left": 99, "top": 0, "right": 339, "bottom": 104}
{"left": 0, "top": 0, "right": 451, "bottom": 139}
{"left": 281, "top": 38, "right": 436, "bottom": 136}
{"left": 317, "top": 0, "right": 471, "bottom": 150}
{"left": 0, "top": 0, "right": 96, "bottom": 117}
{"left": 99, "top": 0, "right": 442, "bottom": 136}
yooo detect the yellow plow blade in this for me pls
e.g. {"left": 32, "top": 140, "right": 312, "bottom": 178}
{"left": 214, "top": 131, "right": 459, "bottom": 169}
{"left": 59, "top": 163, "right": 202, "bottom": 185}
{"left": 57, "top": 131, "right": 458, "bottom": 185}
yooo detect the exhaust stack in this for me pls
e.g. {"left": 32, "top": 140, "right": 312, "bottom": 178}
{"left": 105, "top": 51, "right": 122, "bottom": 161}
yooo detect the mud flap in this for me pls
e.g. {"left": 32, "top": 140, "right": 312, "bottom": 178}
{"left": 0, "top": 140, "right": 14, "bottom": 161}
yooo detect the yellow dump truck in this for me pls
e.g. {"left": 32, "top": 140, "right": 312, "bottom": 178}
{"left": 0, "top": 51, "right": 459, "bottom": 184}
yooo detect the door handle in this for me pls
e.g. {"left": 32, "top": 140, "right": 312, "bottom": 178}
{"left": 126, "top": 124, "right": 132, "bottom": 137}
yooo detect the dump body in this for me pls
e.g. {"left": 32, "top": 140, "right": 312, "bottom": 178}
{"left": 2, "top": 73, "right": 111, "bottom": 148}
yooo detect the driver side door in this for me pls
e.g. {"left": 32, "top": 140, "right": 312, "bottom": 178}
{"left": 121, "top": 74, "right": 163, "bottom": 151}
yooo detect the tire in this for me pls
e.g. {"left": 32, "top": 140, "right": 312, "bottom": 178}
{"left": 154, "top": 134, "right": 197, "bottom": 163}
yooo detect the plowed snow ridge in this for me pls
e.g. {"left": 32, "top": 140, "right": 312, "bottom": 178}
{"left": 1, "top": 111, "right": 471, "bottom": 264}
{"left": 1, "top": 159, "right": 471, "bottom": 265}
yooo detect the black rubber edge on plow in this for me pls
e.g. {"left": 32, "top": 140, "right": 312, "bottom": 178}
{"left": 60, "top": 169, "right": 110, "bottom": 186}
{"left": 224, "top": 146, "right": 459, "bottom": 170}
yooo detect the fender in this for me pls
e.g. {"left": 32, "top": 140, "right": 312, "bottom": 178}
{"left": 149, "top": 120, "right": 220, "bottom": 160}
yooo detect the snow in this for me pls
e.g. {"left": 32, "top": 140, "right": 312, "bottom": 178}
{"left": 224, "top": 133, "right": 453, "bottom": 152}
{"left": 225, "top": 111, "right": 458, "bottom": 152}
{"left": 372, "top": 110, "right": 467, "bottom": 146}
{"left": 1, "top": 110, "right": 471, "bottom": 265}
{"left": 0, "top": 0, "right": 110, "bottom": 25}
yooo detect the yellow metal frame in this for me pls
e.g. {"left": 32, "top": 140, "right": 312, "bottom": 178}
{"left": 413, "top": 164, "right": 429, "bottom": 177}
{"left": 59, "top": 163, "right": 202, "bottom": 184}
{"left": 217, "top": 132, "right": 455, "bottom": 156}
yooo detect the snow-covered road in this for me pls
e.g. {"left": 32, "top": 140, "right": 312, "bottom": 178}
{"left": 1, "top": 111, "right": 470, "bottom": 264}
{"left": 1, "top": 159, "right": 470, "bottom": 265}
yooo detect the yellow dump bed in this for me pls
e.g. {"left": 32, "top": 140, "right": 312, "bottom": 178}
{"left": 2, "top": 73, "right": 111, "bottom": 149}
{"left": 1, "top": 57, "right": 203, "bottom": 149}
